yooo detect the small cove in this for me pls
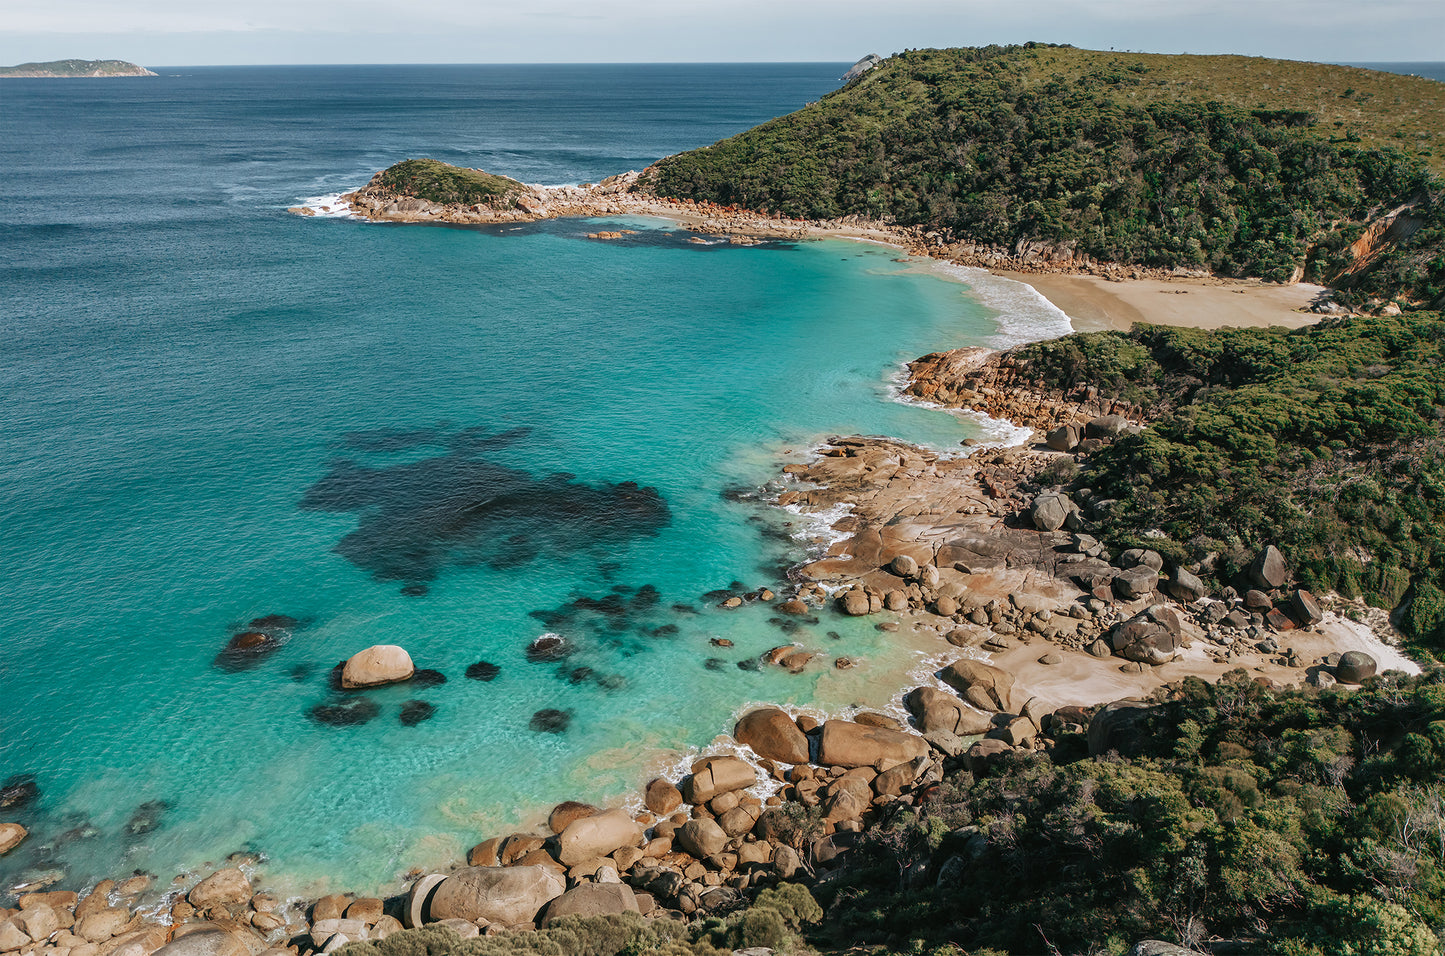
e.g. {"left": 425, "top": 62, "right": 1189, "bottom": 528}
{"left": 0, "top": 65, "right": 1068, "bottom": 898}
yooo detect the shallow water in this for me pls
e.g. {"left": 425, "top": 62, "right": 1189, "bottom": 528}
{"left": 0, "top": 65, "right": 1068, "bottom": 898}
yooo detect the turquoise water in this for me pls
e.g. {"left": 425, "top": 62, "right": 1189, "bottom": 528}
{"left": 0, "top": 66, "right": 1063, "bottom": 899}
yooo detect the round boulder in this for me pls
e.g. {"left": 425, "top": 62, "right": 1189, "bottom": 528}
{"left": 644, "top": 778, "right": 682, "bottom": 816}
{"left": 734, "top": 708, "right": 809, "bottom": 764}
{"left": 548, "top": 801, "right": 599, "bottom": 835}
{"left": 556, "top": 808, "right": 641, "bottom": 867}
{"left": 188, "top": 868, "right": 252, "bottom": 909}
{"left": 1336, "top": 650, "right": 1378, "bottom": 684}
{"left": 340, "top": 645, "right": 414, "bottom": 689}
{"left": 838, "top": 588, "right": 871, "bottom": 616}
{"left": 427, "top": 866, "right": 565, "bottom": 926}
{"left": 675, "top": 818, "right": 727, "bottom": 860}
{"left": 889, "top": 554, "right": 918, "bottom": 577}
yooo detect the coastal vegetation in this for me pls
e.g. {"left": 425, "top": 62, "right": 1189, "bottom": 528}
{"left": 810, "top": 668, "right": 1445, "bottom": 955}
{"left": 641, "top": 45, "right": 1445, "bottom": 306}
{"left": 1020, "top": 313, "right": 1445, "bottom": 652}
{"left": 371, "top": 159, "right": 526, "bottom": 208}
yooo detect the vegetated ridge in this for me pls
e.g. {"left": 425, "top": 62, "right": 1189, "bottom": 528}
{"left": 1003, "top": 313, "right": 1445, "bottom": 654}
{"left": 366, "top": 158, "right": 527, "bottom": 208}
{"left": 641, "top": 44, "right": 1445, "bottom": 308}
{"left": 0, "top": 59, "right": 157, "bottom": 78}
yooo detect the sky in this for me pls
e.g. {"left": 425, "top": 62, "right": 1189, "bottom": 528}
{"left": 1, "top": 0, "right": 1441, "bottom": 66}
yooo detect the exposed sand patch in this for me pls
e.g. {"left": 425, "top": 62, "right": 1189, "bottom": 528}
{"left": 1000, "top": 270, "right": 1327, "bottom": 333}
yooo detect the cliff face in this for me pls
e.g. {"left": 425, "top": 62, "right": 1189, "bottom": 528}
{"left": 0, "top": 59, "right": 157, "bottom": 77}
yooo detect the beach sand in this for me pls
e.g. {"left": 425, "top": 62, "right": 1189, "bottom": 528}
{"left": 999, "top": 270, "right": 1328, "bottom": 333}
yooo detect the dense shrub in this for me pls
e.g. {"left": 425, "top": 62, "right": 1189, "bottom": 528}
{"left": 1016, "top": 314, "right": 1445, "bottom": 651}
{"left": 374, "top": 159, "right": 524, "bottom": 207}
{"left": 814, "top": 671, "right": 1445, "bottom": 954}
{"left": 644, "top": 46, "right": 1445, "bottom": 305}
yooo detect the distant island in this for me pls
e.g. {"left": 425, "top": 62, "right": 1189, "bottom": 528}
{"left": 0, "top": 59, "right": 156, "bottom": 78}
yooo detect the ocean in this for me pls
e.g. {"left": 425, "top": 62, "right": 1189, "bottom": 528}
{"left": 0, "top": 64, "right": 1072, "bottom": 900}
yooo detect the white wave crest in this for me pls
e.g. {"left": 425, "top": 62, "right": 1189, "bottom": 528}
{"left": 926, "top": 261, "right": 1074, "bottom": 348}
{"left": 295, "top": 192, "right": 356, "bottom": 218}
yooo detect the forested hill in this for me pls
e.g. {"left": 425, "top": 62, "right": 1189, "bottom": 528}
{"left": 0, "top": 59, "right": 156, "bottom": 77}
{"left": 641, "top": 45, "right": 1445, "bottom": 307}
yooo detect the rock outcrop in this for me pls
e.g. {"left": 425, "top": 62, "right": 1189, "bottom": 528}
{"left": 341, "top": 645, "right": 415, "bottom": 689}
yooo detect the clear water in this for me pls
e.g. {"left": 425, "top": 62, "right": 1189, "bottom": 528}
{"left": 0, "top": 65, "right": 1065, "bottom": 899}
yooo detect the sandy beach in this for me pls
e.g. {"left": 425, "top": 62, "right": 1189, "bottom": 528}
{"left": 997, "top": 270, "right": 1326, "bottom": 333}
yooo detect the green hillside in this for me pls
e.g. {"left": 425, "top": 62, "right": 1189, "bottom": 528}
{"left": 643, "top": 45, "right": 1445, "bottom": 306}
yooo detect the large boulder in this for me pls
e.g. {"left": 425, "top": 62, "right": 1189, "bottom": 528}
{"left": 154, "top": 922, "right": 265, "bottom": 956}
{"left": 1112, "top": 565, "right": 1160, "bottom": 601}
{"left": 1085, "top": 415, "right": 1130, "bottom": 439}
{"left": 904, "top": 686, "right": 992, "bottom": 736}
{"left": 188, "top": 868, "right": 252, "bottom": 909}
{"left": 680, "top": 756, "right": 757, "bottom": 805}
{"left": 341, "top": 645, "right": 415, "bottom": 689}
{"left": 817, "top": 720, "right": 928, "bottom": 770}
{"left": 540, "top": 883, "right": 639, "bottom": 926}
{"left": 1119, "top": 549, "right": 1164, "bottom": 571}
{"left": 838, "top": 588, "right": 871, "bottom": 616}
{"left": 1289, "top": 589, "right": 1324, "bottom": 626}
{"left": 888, "top": 554, "right": 918, "bottom": 577}
{"left": 548, "top": 802, "right": 598, "bottom": 835}
{"left": 1165, "top": 567, "right": 1207, "bottom": 603}
{"left": 0, "top": 823, "right": 25, "bottom": 856}
{"left": 734, "top": 708, "right": 809, "bottom": 764}
{"left": 1336, "top": 651, "right": 1378, "bottom": 684}
{"left": 675, "top": 818, "right": 728, "bottom": 859}
{"left": 1030, "top": 492, "right": 1075, "bottom": 532}
{"left": 1248, "top": 545, "right": 1289, "bottom": 590}
{"left": 427, "top": 866, "right": 565, "bottom": 926}
{"left": 1109, "top": 611, "right": 1182, "bottom": 666}
{"left": 938, "top": 659, "right": 1017, "bottom": 712}
{"left": 1044, "top": 424, "right": 1079, "bottom": 452}
{"left": 643, "top": 778, "right": 681, "bottom": 816}
{"left": 556, "top": 809, "right": 641, "bottom": 866}
{"left": 1087, "top": 699, "right": 1155, "bottom": 757}
{"left": 404, "top": 874, "right": 447, "bottom": 928}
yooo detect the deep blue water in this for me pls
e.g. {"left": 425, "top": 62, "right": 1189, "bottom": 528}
{"left": 0, "top": 64, "right": 1074, "bottom": 899}
{"left": 1349, "top": 62, "right": 1445, "bottom": 82}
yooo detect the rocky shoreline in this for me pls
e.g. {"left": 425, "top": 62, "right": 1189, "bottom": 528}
{"left": 3, "top": 164, "right": 1412, "bottom": 956}
{"left": 291, "top": 168, "right": 1332, "bottom": 291}
{"left": 1, "top": 330, "right": 1417, "bottom": 956}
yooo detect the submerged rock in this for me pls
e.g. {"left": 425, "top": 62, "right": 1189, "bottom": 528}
{"left": 213, "top": 631, "right": 281, "bottom": 672}
{"left": 309, "top": 697, "right": 381, "bottom": 726}
{"left": 529, "top": 709, "right": 571, "bottom": 733}
{"left": 411, "top": 668, "right": 447, "bottom": 687}
{"left": 0, "top": 775, "right": 39, "bottom": 812}
{"left": 465, "top": 660, "right": 500, "bottom": 681}
{"left": 525, "top": 634, "right": 572, "bottom": 663}
{"left": 299, "top": 435, "right": 670, "bottom": 589}
{"left": 399, "top": 701, "right": 437, "bottom": 726}
{"left": 123, "top": 799, "right": 170, "bottom": 837}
